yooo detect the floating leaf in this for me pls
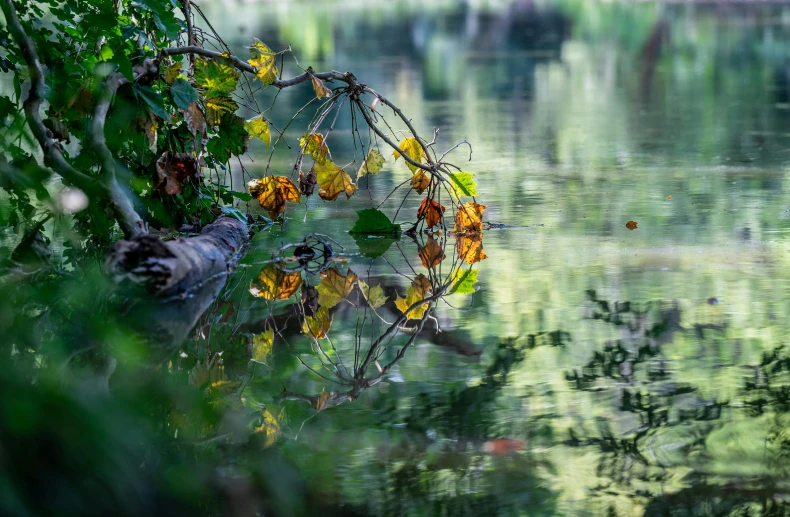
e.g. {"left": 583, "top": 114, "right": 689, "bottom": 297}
{"left": 448, "top": 172, "right": 478, "bottom": 197}
{"left": 316, "top": 267, "right": 358, "bottom": 308}
{"left": 314, "top": 388, "right": 331, "bottom": 412}
{"left": 248, "top": 176, "right": 301, "bottom": 220}
{"left": 418, "top": 198, "right": 445, "bottom": 229}
{"left": 155, "top": 152, "right": 199, "bottom": 195}
{"left": 357, "top": 149, "right": 385, "bottom": 178}
{"left": 163, "top": 62, "right": 182, "bottom": 85}
{"left": 315, "top": 160, "right": 357, "bottom": 201}
{"left": 170, "top": 78, "right": 198, "bottom": 109}
{"left": 251, "top": 327, "right": 273, "bottom": 364}
{"left": 455, "top": 233, "right": 488, "bottom": 264}
{"left": 454, "top": 202, "right": 486, "bottom": 232}
{"left": 253, "top": 409, "right": 280, "bottom": 448}
{"left": 311, "top": 75, "right": 332, "bottom": 98}
{"left": 450, "top": 268, "right": 479, "bottom": 295}
{"left": 349, "top": 208, "right": 400, "bottom": 235}
{"left": 299, "top": 133, "right": 329, "bottom": 165}
{"left": 302, "top": 305, "right": 332, "bottom": 339}
{"left": 194, "top": 57, "right": 239, "bottom": 95}
{"left": 205, "top": 93, "right": 238, "bottom": 127}
{"left": 418, "top": 236, "right": 445, "bottom": 268}
{"left": 352, "top": 234, "right": 398, "bottom": 259}
{"left": 359, "top": 282, "right": 387, "bottom": 309}
{"left": 410, "top": 170, "right": 430, "bottom": 194}
{"left": 626, "top": 220, "right": 638, "bottom": 230}
{"left": 180, "top": 102, "right": 206, "bottom": 137}
{"left": 250, "top": 264, "right": 302, "bottom": 300}
{"left": 393, "top": 137, "right": 426, "bottom": 173}
{"left": 244, "top": 116, "right": 270, "bottom": 147}
{"left": 395, "top": 274, "right": 432, "bottom": 320}
{"left": 248, "top": 39, "right": 277, "bottom": 86}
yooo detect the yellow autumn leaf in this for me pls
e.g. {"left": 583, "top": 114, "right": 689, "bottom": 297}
{"left": 245, "top": 116, "right": 271, "bottom": 147}
{"left": 205, "top": 94, "right": 238, "bottom": 127}
{"left": 248, "top": 38, "right": 278, "bottom": 86}
{"left": 253, "top": 409, "right": 280, "bottom": 447}
{"left": 299, "top": 133, "right": 329, "bottom": 165}
{"left": 410, "top": 170, "right": 430, "bottom": 194}
{"left": 314, "top": 389, "right": 332, "bottom": 412}
{"left": 302, "top": 305, "right": 332, "bottom": 339}
{"left": 248, "top": 176, "right": 301, "bottom": 219}
{"left": 394, "top": 274, "right": 432, "bottom": 320}
{"left": 194, "top": 57, "right": 239, "bottom": 94}
{"left": 393, "top": 137, "right": 426, "bottom": 173}
{"left": 163, "top": 63, "right": 182, "bottom": 85}
{"left": 315, "top": 160, "right": 358, "bottom": 201}
{"left": 357, "top": 149, "right": 385, "bottom": 179}
{"left": 249, "top": 264, "right": 302, "bottom": 300}
{"left": 454, "top": 202, "right": 486, "bottom": 232}
{"left": 251, "top": 327, "right": 273, "bottom": 364}
{"left": 316, "top": 267, "right": 358, "bottom": 308}
{"left": 311, "top": 75, "right": 332, "bottom": 98}
{"left": 455, "top": 233, "right": 488, "bottom": 264}
{"left": 359, "top": 281, "right": 388, "bottom": 309}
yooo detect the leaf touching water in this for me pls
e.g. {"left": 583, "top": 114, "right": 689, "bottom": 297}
{"left": 393, "top": 137, "right": 426, "bottom": 173}
{"left": 450, "top": 268, "right": 479, "bottom": 295}
{"left": 349, "top": 208, "right": 400, "bottom": 235}
{"left": 315, "top": 160, "right": 357, "bottom": 201}
{"left": 250, "top": 264, "right": 302, "bottom": 300}
{"left": 454, "top": 202, "right": 486, "bottom": 232}
{"left": 418, "top": 198, "right": 445, "bottom": 229}
{"left": 248, "top": 176, "right": 301, "bottom": 219}
{"left": 419, "top": 236, "right": 445, "bottom": 268}
{"left": 395, "top": 274, "right": 432, "bottom": 320}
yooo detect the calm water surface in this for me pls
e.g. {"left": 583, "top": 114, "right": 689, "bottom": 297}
{"left": 194, "top": 1, "right": 790, "bottom": 515}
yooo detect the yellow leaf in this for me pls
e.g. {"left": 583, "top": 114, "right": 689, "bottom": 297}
{"left": 194, "top": 57, "right": 239, "bottom": 94}
{"left": 394, "top": 274, "right": 432, "bottom": 320}
{"left": 163, "top": 63, "right": 182, "bottom": 85}
{"left": 248, "top": 176, "right": 301, "bottom": 219}
{"left": 393, "top": 137, "right": 426, "bottom": 173}
{"left": 248, "top": 39, "right": 278, "bottom": 86}
{"left": 315, "top": 160, "right": 357, "bottom": 201}
{"left": 249, "top": 264, "right": 302, "bottom": 300}
{"left": 311, "top": 75, "right": 332, "bottom": 98}
{"left": 410, "top": 170, "right": 430, "bottom": 194}
{"left": 205, "top": 94, "right": 238, "bottom": 127}
{"left": 253, "top": 409, "right": 281, "bottom": 447}
{"left": 299, "top": 133, "right": 329, "bottom": 165}
{"left": 314, "top": 389, "right": 332, "bottom": 412}
{"left": 244, "top": 116, "right": 271, "bottom": 147}
{"left": 454, "top": 202, "right": 486, "bottom": 232}
{"left": 357, "top": 149, "right": 385, "bottom": 178}
{"left": 418, "top": 236, "right": 445, "bottom": 268}
{"left": 359, "top": 282, "right": 387, "bottom": 309}
{"left": 302, "top": 305, "right": 332, "bottom": 339}
{"left": 251, "top": 327, "right": 273, "bottom": 364}
{"left": 418, "top": 197, "right": 445, "bottom": 229}
{"left": 455, "top": 233, "right": 488, "bottom": 264}
{"left": 316, "top": 267, "right": 358, "bottom": 308}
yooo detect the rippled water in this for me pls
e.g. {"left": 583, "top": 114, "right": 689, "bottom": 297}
{"left": 195, "top": 1, "right": 790, "bottom": 515}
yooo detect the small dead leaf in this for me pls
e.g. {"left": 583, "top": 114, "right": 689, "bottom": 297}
{"left": 315, "top": 160, "right": 357, "bottom": 201}
{"left": 314, "top": 389, "right": 332, "bottom": 412}
{"left": 455, "top": 233, "right": 488, "bottom": 265}
{"left": 250, "top": 264, "right": 302, "bottom": 300}
{"left": 626, "top": 220, "right": 638, "bottom": 230}
{"left": 248, "top": 176, "right": 301, "bottom": 219}
{"left": 155, "top": 152, "right": 200, "bottom": 195}
{"left": 410, "top": 170, "right": 431, "bottom": 194}
{"left": 181, "top": 102, "right": 206, "bottom": 137}
{"left": 311, "top": 75, "right": 332, "bottom": 98}
{"left": 419, "top": 236, "right": 445, "bottom": 268}
{"left": 316, "top": 267, "right": 358, "bottom": 308}
{"left": 418, "top": 198, "right": 445, "bottom": 229}
{"left": 667, "top": 195, "right": 672, "bottom": 200}
{"left": 302, "top": 305, "right": 332, "bottom": 339}
{"left": 483, "top": 438, "right": 525, "bottom": 456}
{"left": 454, "top": 202, "right": 486, "bottom": 232}
{"left": 299, "top": 168, "right": 317, "bottom": 197}
{"left": 412, "top": 273, "right": 432, "bottom": 297}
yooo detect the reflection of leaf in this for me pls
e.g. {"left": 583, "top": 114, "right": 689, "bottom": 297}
{"left": 626, "top": 220, "right": 638, "bottom": 230}
{"left": 393, "top": 137, "right": 426, "bottom": 173}
{"left": 450, "top": 268, "right": 479, "bottom": 295}
{"left": 315, "top": 160, "right": 357, "bottom": 201}
{"left": 314, "top": 389, "right": 331, "bottom": 412}
{"left": 195, "top": 57, "right": 239, "bottom": 94}
{"left": 410, "top": 170, "right": 430, "bottom": 194}
{"left": 316, "top": 267, "right": 358, "bottom": 308}
{"left": 455, "top": 233, "right": 488, "bottom": 264}
{"left": 311, "top": 75, "right": 332, "bottom": 98}
{"left": 352, "top": 234, "right": 398, "bottom": 259}
{"left": 448, "top": 172, "right": 477, "bottom": 197}
{"left": 454, "top": 202, "right": 486, "bottom": 232}
{"left": 349, "top": 208, "right": 400, "bottom": 235}
{"left": 244, "top": 116, "right": 270, "bottom": 147}
{"left": 248, "top": 39, "right": 278, "bottom": 86}
{"left": 155, "top": 152, "right": 199, "bottom": 195}
{"left": 253, "top": 409, "right": 280, "bottom": 447}
{"left": 248, "top": 176, "right": 301, "bottom": 219}
{"left": 299, "top": 133, "right": 329, "bottom": 165}
{"left": 419, "top": 236, "right": 445, "bottom": 268}
{"left": 357, "top": 149, "right": 385, "bottom": 178}
{"left": 205, "top": 93, "right": 238, "bottom": 127}
{"left": 418, "top": 198, "right": 445, "bottom": 229}
{"left": 250, "top": 264, "right": 302, "bottom": 300}
{"left": 395, "top": 274, "right": 432, "bottom": 320}
{"left": 359, "top": 282, "right": 387, "bottom": 309}
{"left": 251, "top": 327, "right": 273, "bottom": 364}
{"left": 302, "top": 306, "right": 332, "bottom": 338}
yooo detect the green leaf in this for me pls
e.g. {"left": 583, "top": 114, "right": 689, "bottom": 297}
{"left": 195, "top": 57, "right": 239, "bottom": 95}
{"left": 448, "top": 172, "right": 478, "bottom": 197}
{"left": 207, "top": 114, "right": 248, "bottom": 164}
{"left": 450, "top": 268, "right": 479, "bottom": 295}
{"left": 244, "top": 116, "right": 270, "bottom": 147}
{"left": 134, "top": 85, "right": 171, "bottom": 123}
{"left": 248, "top": 39, "right": 278, "bottom": 87}
{"left": 251, "top": 327, "right": 273, "bottom": 365}
{"left": 357, "top": 149, "right": 385, "bottom": 178}
{"left": 220, "top": 206, "right": 248, "bottom": 223}
{"left": 230, "top": 190, "right": 253, "bottom": 202}
{"left": 205, "top": 93, "right": 238, "bottom": 127}
{"left": 351, "top": 235, "right": 398, "bottom": 259}
{"left": 134, "top": 0, "right": 182, "bottom": 40}
{"left": 349, "top": 208, "right": 400, "bottom": 235}
{"left": 170, "top": 78, "right": 198, "bottom": 109}
{"left": 359, "top": 282, "right": 387, "bottom": 309}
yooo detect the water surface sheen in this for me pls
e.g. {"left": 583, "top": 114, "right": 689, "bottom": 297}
{"left": 204, "top": 2, "right": 790, "bottom": 515}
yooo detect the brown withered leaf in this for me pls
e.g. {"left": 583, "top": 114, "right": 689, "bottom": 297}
{"left": 316, "top": 267, "right": 358, "bottom": 308}
{"left": 181, "top": 102, "right": 206, "bottom": 137}
{"left": 248, "top": 176, "right": 301, "bottom": 219}
{"left": 314, "top": 388, "right": 332, "bottom": 411}
{"left": 315, "top": 160, "right": 357, "bottom": 201}
{"left": 410, "top": 170, "right": 430, "bottom": 194}
{"left": 626, "top": 220, "right": 638, "bottom": 230}
{"left": 155, "top": 152, "right": 200, "bottom": 195}
{"left": 455, "top": 233, "right": 488, "bottom": 265}
{"left": 249, "top": 263, "right": 302, "bottom": 300}
{"left": 412, "top": 273, "right": 432, "bottom": 297}
{"left": 311, "top": 75, "right": 332, "bottom": 98}
{"left": 419, "top": 236, "right": 445, "bottom": 268}
{"left": 302, "top": 305, "right": 332, "bottom": 339}
{"left": 454, "top": 202, "right": 486, "bottom": 232}
{"left": 299, "top": 168, "right": 317, "bottom": 196}
{"left": 418, "top": 198, "right": 445, "bottom": 229}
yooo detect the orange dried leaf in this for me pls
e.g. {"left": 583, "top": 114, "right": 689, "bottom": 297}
{"left": 626, "top": 220, "right": 638, "bottom": 230}
{"left": 155, "top": 152, "right": 199, "bottom": 195}
{"left": 410, "top": 170, "right": 430, "bottom": 194}
{"left": 311, "top": 75, "right": 332, "bottom": 98}
{"left": 455, "top": 233, "right": 488, "bottom": 265}
{"left": 248, "top": 176, "right": 301, "bottom": 219}
{"left": 418, "top": 198, "right": 445, "bottom": 229}
{"left": 314, "top": 388, "right": 332, "bottom": 412}
{"left": 454, "top": 202, "right": 486, "bottom": 232}
{"left": 418, "top": 236, "right": 445, "bottom": 268}
{"left": 250, "top": 264, "right": 302, "bottom": 300}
